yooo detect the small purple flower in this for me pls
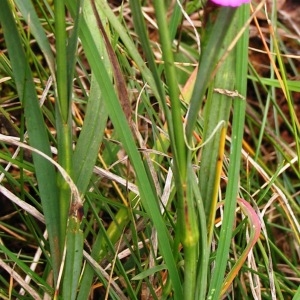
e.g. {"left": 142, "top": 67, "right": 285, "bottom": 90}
{"left": 210, "top": 0, "right": 250, "bottom": 7}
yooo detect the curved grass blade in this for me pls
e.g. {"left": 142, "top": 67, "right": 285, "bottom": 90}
{"left": 221, "top": 198, "right": 261, "bottom": 296}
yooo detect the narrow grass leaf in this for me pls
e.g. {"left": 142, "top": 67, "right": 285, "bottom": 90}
{"left": 54, "top": 0, "right": 81, "bottom": 260}
{"left": 62, "top": 216, "right": 84, "bottom": 300}
{"left": 292, "top": 286, "right": 300, "bottom": 300}
{"left": 221, "top": 198, "right": 261, "bottom": 296}
{"left": 128, "top": 0, "right": 172, "bottom": 122}
{"left": 14, "top": 0, "right": 55, "bottom": 76}
{"left": 185, "top": 7, "right": 237, "bottom": 141}
{"left": 96, "top": 0, "right": 159, "bottom": 98}
{"left": 207, "top": 4, "right": 250, "bottom": 299}
{"left": 75, "top": 4, "right": 182, "bottom": 298}
{"left": 132, "top": 264, "right": 167, "bottom": 281}
{"left": 73, "top": 75, "right": 108, "bottom": 195}
{"left": 248, "top": 76, "right": 300, "bottom": 92}
{"left": 0, "top": 0, "right": 60, "bottom": 282}
{"left": 0, "top": 243, "right": 52, "bottom": 296}
{"left": 91, "top": 0, "right": 131, "bottom": 121}
{"left": 83, "top": 250, "right": 128, "bottom": 300}
{"left": 64, "top": 0, "right": 109, "bottom": 198}
{"left": 66, "top": 0, "right": 84, "bottom": 101}
{"left": 79, "top": 198, "right": 137, "bottom": 299}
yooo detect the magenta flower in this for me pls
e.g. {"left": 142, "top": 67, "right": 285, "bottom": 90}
{"left": 210, "top": 0, "right": 250, "bottom": 7}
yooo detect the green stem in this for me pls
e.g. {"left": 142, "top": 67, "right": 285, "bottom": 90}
{"left": 153, "top": 0, "right": 186, "bottom": 176}
{"left": 54, "top": 0, "right": 69, "bottom": 122}
{"left": 153, "top": 2, "right": 200, "bottom": 299}
{"left": 182, "top": 165, "right": 200, "bottom": 299}
{"left": 56, "top": 115, "right": 73, "bottom": 245}
{"left": 54, "top": 0, "right": 73, "bottom": 256}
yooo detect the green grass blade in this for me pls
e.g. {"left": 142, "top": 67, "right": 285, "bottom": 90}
{"left": 130, "top": 1, "right": 198, "bottom": 297}
{"left": 62, "top": 216, "right": 84, "bottom": 300}
{"left": 54, "top": 0, "right": 82, "bottom": 258}
{"left": 221, "top": 198, "right": 261, "bottom": 296}
{"left": 71, "top": 0, "right": 110, "bottom": 195}
{"left": 185, "top": 7, "right": 236, "bottom": 142}
{"left": 96, "top": 0, "right": 159, "bottom": 98}
{"left": 207, "top": 4, "right": 250, "bottom": 299}
{"left": 87, "top": 37, "right": 182, "bottom": 300}
{"left": 54, "top": 0, "right": 70, "bottom": 123}
{"left": 292, "top": 284, "right": 300, "bottom": 300}
{"left": 73, "top": 75, "right": 108, "bottom": 195}
{"left": 193, "top": 174, "right": 208, "bottom": 299}
{"left": 271, "top": 28, "right": 300, "bottom": 170}
{"left": 78, "top": 203, "right": 134, "bottom": 299}
{"left": 54, "top": 2, "right": 86, "bottom": 296}
{"left": 0, "top": 243, "right": 52, "bottom": 297}
{"left": 248, "top": 76, "right": 300, "bottom": 92}
{"left": 14, "top": 0, "right": 55, "bottom": 76}
{"left": 0, "top": 0, "right": 60, "bottom": 283}
{"left": 83, "top": 19, "right": 182, "bottom": 300}
{"left": 168, "top": 0, "right": 183, "bottom": 41}
{"left": 153, "top": 0, "right": 186, "bottom": 175}
{"left": 198, "top": 78, "right": 232, "bottom": 225}
{"left": 64, "top": 0, "right": 182, "bottom": 297}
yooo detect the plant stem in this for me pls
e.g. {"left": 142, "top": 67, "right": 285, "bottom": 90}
{"left": 55, "top": 0, "right": 69, "bottom": 122}
{"left": 54, "top": 0, "right": 73, "bottom": 257}
{"left": 152, "top": 2, "right": 201, "bottom": 299}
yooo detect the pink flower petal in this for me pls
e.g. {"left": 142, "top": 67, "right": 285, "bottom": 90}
{"left": 210, "top": 0, "right": 250, "bottom": 7}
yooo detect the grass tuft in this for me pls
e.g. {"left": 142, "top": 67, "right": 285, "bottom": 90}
{"left": 0, "top": 0, "right": 299, "bottom": 299}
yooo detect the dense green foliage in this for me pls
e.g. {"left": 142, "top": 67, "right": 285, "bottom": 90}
{"left": 0, "top": 0, "right": 299, "bottom": 299}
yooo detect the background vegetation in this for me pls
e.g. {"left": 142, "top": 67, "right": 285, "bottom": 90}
{"left": 0, "top": 0, "right": 299, "bottom": 299}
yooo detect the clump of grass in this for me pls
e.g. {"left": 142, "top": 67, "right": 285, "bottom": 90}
{"left": 0, "top": 0, "right": 299, "bottom": 299}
